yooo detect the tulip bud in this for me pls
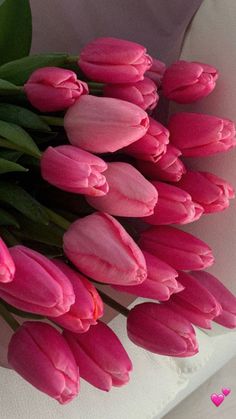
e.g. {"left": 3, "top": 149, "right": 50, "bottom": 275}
{"left": 168, "top": 112, "right": 236, "bottom": 157}
{"left": 24, "top": 67, "right": 88, "bottom": 112}
{"left": 0, "top": 237, "right": 15, "bottom": 283}
{"left": 64, "top": 321, "right": 132, "bottom": 391}
{"left": 8, "top": 321, "right": 79, "bottom": 404}
{"left": 127, "top": 303, "right": 198, "bottom": 356}
{"left": 145, "top": 58, "right": 166, "bottom": 87}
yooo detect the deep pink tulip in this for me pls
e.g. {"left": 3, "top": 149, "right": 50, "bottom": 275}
{"left": 0, "top": 246, "right": 75, "bottom": 316}
{"left": 8, "top": 321, "right": 79, "bottom": 404}
{"left": 104, "top": 77, "right": 158, "bottom": 110}
{"left": 139, "top": 225, "right": 214, "bottom": 271}
{"left": 136, "top": 144, "right": 186, "bottom": 182}
{"left": 162, "top": 61, "right": 218, "bottom": 103}
{"left": 24, "top": 67, "right": 88, "bottom": 112}
{"left": 0, "top": 237, "right": 15, "bottom": 283}
{"left": 86, "top": 162, "right": 158, "bottom": 217}
{"left": 191, "top": 271, "right": 236, "bottom": 329}
{"left": 145, "top": 58, "right": 166, "bottom": 87}
{"left": 144, "top": 181, "right": 203, "bottom": 225}
{"left": 64, "top": 95, "right": 149, "bottom": 153}
{"left": 127, "top": 303, "right": 198, "bottom": 356}
{"left": 123, "top": 117, "right": 169, "bottom": 163}
{"left": 113, "top": 250, "right": 183, "bottom": 301}
{"left": 63, "top": 212, "right": 147, "bottom": 285}
{"left": 79, "top": 37, "right": 152, "bottom": 83}
{"left": 49, "top": 261, "right": 104, "bottom": 333}
{"left": 41, "top": 145, "right": 108, "bottom": 196}
{"left": 168, "top": 112, "right": 236, "bottom": 157}
{"left": 166, "top": 271, "right": 222, "bottom": 329}
{"left": 177, "top": 171, "right": 235, "bottom": 213}
{"left": 64, "top": 321, "right": 132, "bottom": 391}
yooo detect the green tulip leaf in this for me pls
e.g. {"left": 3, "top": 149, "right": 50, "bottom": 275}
{"left": 0, "top": 208, "right": 19, "bottom": 227}
{"left": 0, "top": 157, "right": 27, "bottom": 174}
{"left": 0, "top": 120, "right": 41, "bottom": 158}
{"left": 0, "top": 104, "right": 51, "bottom": 132}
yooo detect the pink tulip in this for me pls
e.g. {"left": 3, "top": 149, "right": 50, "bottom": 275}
{"left": 63, "top": 212, "right": 147, "bottom": 285}
{"left": 104, "top": 77, "right": 158, "bottom": 110}
{"left": 191, "top": 271, "right": 236, "bottom": 329}
{"left": 0, "top": 246, "right": 75, "bottom": 316}
{"left": 79, "top": 37, "right": 152, "bottom": 83}
{"left": 127, "top": 303, "right": 198, "bottom": 356}
{"left": 8, "top": 321, "right": 79, "bottom": 404}
{"left": 144, "top": 181, "right": 203, "bottom": 225}
{"left": 49, "top": 261, "right": 104, "bottom": 333}
{"left": 136, "top": 144, "right": 186, "bottom": 182}
{"left": 64, "top": 321, "right": 132, "bottom": 391}
{"left": 64, "top": 95, "right": 149, "bottom": 153}
{"left": 166, "top": 271, "right": 222, "bottom": 329}
{"left": 24, "top": 67, "right": 88, "bottom": 112}
{"left": 145, "top": 58, "right": 166, "bottom": 87}
{"left": 41, "top": 145, "right": 108, "bottom": 196}
{"left": 113, "top": 250, "right": 183, "bottom": 301}
{"left": 86, "top": 162, "right": 158, "bottom": 217}
{"left": 139, "top": 225, "right": 214, "bottom": 270}
{"left": 123, "top": 117, "right": 169, "bottom": 163}
{"left": 177, "top": 171, "right": 235, "bottom": 213}
{"left": 162, "top": 61, "right": 218, "bottom": 103}
{"left": 0, "top": 237, "right": 15, "bottom": 283}
{"left": 168, "top": 112, "right": 236, "bottom": 157}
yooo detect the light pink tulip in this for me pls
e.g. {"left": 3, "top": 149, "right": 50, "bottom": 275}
{"left": 168, "top": 112, "right": 236, "bottom": 157}
{"left": 64, "top": 321, "right": 132, "bottom": 391}
{"left": 0, "top": 246, "right": 75, "bottom": 316}
{"left": 63, "top": 212, "right": 147, "bottom": 285}
{"left": 123, "top": 117, "right": 169, "bottom": 163}
{"left": 139, "top": 225, "right": 214, "bottom": 270}
{"left": 177, "top": 171, "right": 235, "bottom": 213}
{"left": 104, "top": 77, "right": 158, "bottom": 110}
{"left": 0, "top": 237, "right": 15, "bottom": 283}
{"left": 8, "top": 321, "right": 79, "bottom": 404}
{"left": 41, "top": 145, "right": 108, "bottom": 196}
{"left": 86, "top": 162, "right": 157, "bottom": 217}
{"left": 145, "top": 58, "right": 166, "bottom": 87}
{"left": 79, "top": 37, "right": 152, "bottom": 83}
{"left": 64, "top": 95, "right": 149, "bottom": 153}
{"left": 162, "top": 61, "right": 218, "bottom": 103}
{"left": 127, "top": 302, "right": 198, "bottom": 356}
{"left": 24, "top": 67, "right": 88, "bottom": 112}
{"left": 191, "top": 271, "right": 236, "bottom": 329}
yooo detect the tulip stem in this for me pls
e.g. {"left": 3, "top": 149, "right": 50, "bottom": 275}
{"left": 44, "top": 207, "right": 71, "bottom": 230}
{"left": 0, "top": 301, "right": 20, "bottom": 331}
{"left": 66, "top": 55, "right": 80, "bottom": 64}
{"left": 87, "top": 82, "right": 104, "bottom": 89}
{"left": 40, "top": 116, "right": 64, "bottom": 126}
{"left": 97, "top": 290, "right": 130, "bottom": 318}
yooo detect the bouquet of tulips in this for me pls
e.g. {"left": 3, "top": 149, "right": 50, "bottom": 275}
{"left": 0, "top": 2, "right": 236, "bottom": 405}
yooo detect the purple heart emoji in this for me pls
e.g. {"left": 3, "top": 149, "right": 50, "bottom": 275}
{"left": 211, "top": 393, "right": 225, "bottom": 407}
{"left": 222, "top": 387, "right": 231, "bottom": 397}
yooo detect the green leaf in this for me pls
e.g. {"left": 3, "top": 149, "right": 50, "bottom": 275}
{"left": 13, "top": 216, "right": 63, "bottom": 247}
{"left": 0, "top": 78, "right": 20, "bottom": 92}
{"left": 0, "top": 120, "right": 41, "bottom": 158}
{"left": 0, "top": 182, "right": 49, "bottom": 225}
{"left": 0, "top": 0, "right": 32, "bottom": 65}
{"left": 0, "top": 104, "right": 51, "bottom": 132}
{"left": 0, "top": 150, "right": 22, "bottom": 161}
{"left": 0, "top": 208, "right": 19, "bottom": 227}
{"left": 0, "top": 157, "right": 27, "bottom": 173}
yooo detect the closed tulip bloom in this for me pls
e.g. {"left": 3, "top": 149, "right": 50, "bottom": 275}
{"left": 41, "top": 145, "right": 108, "bottom": 196}
{"left": 113, "top": 251, "right": 183, "bottom": 301}
{"left": 191, "top": 271, "right": 236, "bottom": 329}
{"left": 63, "top": 212, "right": 147, "bottom": 285}
{"left": 0, "top": 246, "right": 75, "bottom": 316}
{"left": 139, "top": 225, "right": 214, "bottom": 271}
{"left": 0, "top": 237, "right": 15, "bottom": 283}
{"left": 24, "top": 67, "right": 88, "bottom": 112}
{"left": 8, "top": 321, "right": 79, "bottom": 404}
{"left": 50, "top": 261, "right": 104, "bottom": 333}
{"left": 177, "top": 171, "right": 235, "bottom": 213}
{"left": 64, "top": 321, "right": 132, "bottom": 391}
{"left": 145, "top": 58, "right": 166, "bottom": 87}
{"left": 86, "top": 162, "right": 158, "bottom": 217}
{"left": 162, "top": 61, "right": 218, "bottom": 103}
{"left": 168, "top": 113, "right": 236, "bottom": 157}
{"left": 64, "top": 95, "right": 149, "bottom": 153}
{"left": 79, "top": 37, "right": 152, "bottom": 83}
{"left": 123, "top": 117, "right": 169, "bottom": 163}
{"left": 104, "top": 77, "right": 158, "bottom": 111}
{"left": 127, "top": 303, "right": 198, "bottom": 356}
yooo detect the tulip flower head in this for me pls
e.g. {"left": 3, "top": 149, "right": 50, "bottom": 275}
{"left": 0, "top": 237, "right": 15, "bottom": 283}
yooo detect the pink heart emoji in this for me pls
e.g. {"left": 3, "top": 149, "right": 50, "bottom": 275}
{"left": 222, "top": 387, "right": 231, "bottom": 396}
{"left": 211, "top": 393, "right": 224, "bottom": 407}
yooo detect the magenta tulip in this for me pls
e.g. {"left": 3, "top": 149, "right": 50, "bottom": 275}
{"left": 64, "top": 321, "right": 132, "bottom": 391}
{"left": 79, "top": 37, "right": 152, "bottom": 83}
{"left": 0, "top": 237, "right": 15, "bottom": 283}
{"left": 127, "top": 303, "right": 198, "bottom": 356}
{"left": 145, "top": 58, "right": 166, "bottom": 87}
